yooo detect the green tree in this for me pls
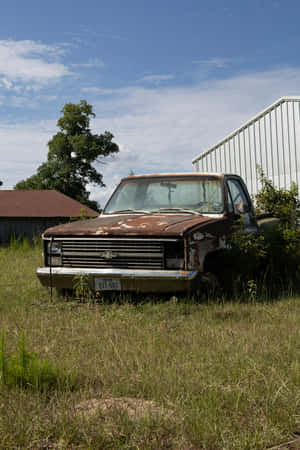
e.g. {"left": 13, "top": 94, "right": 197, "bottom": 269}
{"left": 15, "top": 100, "right": 119, "bottom": 210}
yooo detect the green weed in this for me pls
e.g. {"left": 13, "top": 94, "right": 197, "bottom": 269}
{"left": 73, "top": 272, "right": 94, "bottom": 302}
{"left": 0, "top": 331, "right": 75, "bottom": 392}
{"left": 9, "top": 234, "right": 32, "bottom": 251}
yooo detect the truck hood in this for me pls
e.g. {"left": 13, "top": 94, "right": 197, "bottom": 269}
{"left": 43, "top": 213, "right": 225, "bottom": 238}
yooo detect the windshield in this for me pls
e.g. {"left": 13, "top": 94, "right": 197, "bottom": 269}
{"left": 103, "top": 176, "right": 224, "bottom": 214}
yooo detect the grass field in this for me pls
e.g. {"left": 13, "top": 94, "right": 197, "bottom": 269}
{"left": 0, "top": 244, "right": 299, "bottom": 449}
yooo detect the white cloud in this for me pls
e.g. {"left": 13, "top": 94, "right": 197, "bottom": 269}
{"left": 81, "top": 86, "right": 135, "bottom": 96}
{"left": 0, "top": 78, "right": 13, "bottom": 89}
{"left": 2, "top": 66, "right": 300, "bottom": 209}
{"left": 138, "top": 74, "right": 175, "bottom": 83}
{"left": 87, "top": 67, "right": 300, "bottom": 207}
{"left": 0, "top": 121, "right": 56, "bottom": 187}
{"left": 71, "top": 57, "right": 104, "bottom": 68}
{"left": 192, "top": 57, "right": 231, "bottom": 69}
{"left": 0, "top": 40, "right": 70, "bottom": 89}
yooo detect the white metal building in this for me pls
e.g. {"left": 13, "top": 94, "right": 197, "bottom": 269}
{"left": 192, "top": 97, "right": 300, "bottom": 197}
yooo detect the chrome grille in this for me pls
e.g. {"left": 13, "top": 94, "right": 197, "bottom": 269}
{"left": 60, "top": 239, "right": 165, "bottom": 269}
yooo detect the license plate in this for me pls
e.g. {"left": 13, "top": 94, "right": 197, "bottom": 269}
{"left": 95, "top": 277, "right": 121, "bottom": 291}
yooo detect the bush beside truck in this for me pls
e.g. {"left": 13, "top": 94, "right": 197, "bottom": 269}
{"left": 222, "top": 169, "right": 300, "bottom": 296}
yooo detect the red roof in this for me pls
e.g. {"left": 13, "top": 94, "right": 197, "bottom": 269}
{"left": 0, "top": 190, "right": 99, "bottom": 218}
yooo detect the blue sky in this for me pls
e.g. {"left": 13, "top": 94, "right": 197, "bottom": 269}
{"left": 1, "top": 0, "right": 300, "bottom": 206}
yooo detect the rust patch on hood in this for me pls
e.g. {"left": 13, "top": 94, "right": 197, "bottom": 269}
{"left": 43, "top": 213, "right": 225, "bottom": 238}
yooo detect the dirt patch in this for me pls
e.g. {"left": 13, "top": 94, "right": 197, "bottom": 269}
{"left": 73, "top": 396, "right": 196, "bottom": 448}
{"left": 75, "top": 396, "right": 176, "bottom": 420}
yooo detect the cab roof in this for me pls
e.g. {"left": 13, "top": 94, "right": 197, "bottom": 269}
{"left": 122, "top": 172, "right": 225, "bottom": 182}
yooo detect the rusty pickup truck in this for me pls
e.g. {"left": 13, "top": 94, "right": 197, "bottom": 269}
{"left": 37, "top": 173, "right": 258, "bottom": 295}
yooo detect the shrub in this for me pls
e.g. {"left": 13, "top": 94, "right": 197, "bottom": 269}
{"left": 224, "top": 168, "right": 300, "bottom": 296}
{"left": 256, "top": 166, "right": 300, "bottom": 229}
{"left": 0, "top": 331, "right": 76, "bottom": 391}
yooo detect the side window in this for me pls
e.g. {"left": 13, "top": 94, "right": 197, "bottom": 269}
{"left": 227, "top": 179, "right": 250, "bottom": 215}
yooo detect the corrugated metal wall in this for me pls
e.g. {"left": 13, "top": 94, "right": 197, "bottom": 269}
{"left": 192, "top": 97, "right": 300, "bottom": 198}
{"left": 0, "top": 218, "right": 69, "bottom": 244}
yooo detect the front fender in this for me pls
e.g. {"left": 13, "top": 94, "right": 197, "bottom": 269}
{"left": 185, "top": 218, "right": 231, "bottom": 271}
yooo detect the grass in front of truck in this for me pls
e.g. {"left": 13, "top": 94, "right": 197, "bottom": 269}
{"left": 0, "top": 244, "right": 299, "bottom": 449}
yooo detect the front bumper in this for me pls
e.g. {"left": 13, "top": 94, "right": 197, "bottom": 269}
{"left": 36, "top": 267, "right": 199, "bottom": 293}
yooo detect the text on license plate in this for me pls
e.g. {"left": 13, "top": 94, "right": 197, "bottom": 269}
{"left": 95, "top": 278, "right": 121, "bottom": 291}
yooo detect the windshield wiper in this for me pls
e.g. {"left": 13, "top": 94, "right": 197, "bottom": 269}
{"left": 152, "top": 208, "right": 202, "bottom": 216}
{"left": 108, "top": 209, "right": 151, "bottom": 214}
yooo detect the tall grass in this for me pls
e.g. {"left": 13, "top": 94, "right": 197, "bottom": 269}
{"left": 0, "top": 245, "right": 299, "bottom": 448}
{"left": 9, "top": 234, "right": 33, "bottom": 251}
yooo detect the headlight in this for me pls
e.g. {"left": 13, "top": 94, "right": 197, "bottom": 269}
{"left": 47, "top": 241, "right": 62, "bottom": 254}
{"left": 46, "top": 240, "right": 62, "bottom": 266}
{"left": 165, "top": 240, "right": 184, "bottom": 269}
{"left": 47, "top": 255, "right": 62, "bottom": 266}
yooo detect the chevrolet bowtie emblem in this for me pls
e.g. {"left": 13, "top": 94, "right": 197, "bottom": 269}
{"left": 99, "top": 250, "right": 117, "bottom": 259}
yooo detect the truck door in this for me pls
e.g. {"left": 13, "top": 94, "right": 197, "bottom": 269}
{"left": 226, "top": 176, "right": 258, "bottom": 234}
